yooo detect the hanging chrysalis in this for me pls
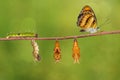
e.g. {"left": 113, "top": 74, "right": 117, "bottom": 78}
{"left": 31, "top": 40, "right": 40, "bottom": 62}
{"left": 54, "top": 40, "right": 61, "bottom": 63}
{"left": 72, "top": 39, "right": 80, "bottom": 63}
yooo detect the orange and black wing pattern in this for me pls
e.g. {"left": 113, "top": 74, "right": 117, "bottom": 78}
{"left": 77, "top": 5, "right": 97, "bottom": 32}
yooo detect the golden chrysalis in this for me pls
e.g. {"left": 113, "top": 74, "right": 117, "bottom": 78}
{"left": 72, "top": 39, "right": 80, "bottom": 63}
{"left": 53, "top": 40, "right": 61, "bottom": 63}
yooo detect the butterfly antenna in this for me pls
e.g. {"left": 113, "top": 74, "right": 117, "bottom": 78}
{"left": 99, "top": 18, "right": 111, "bottom": 28}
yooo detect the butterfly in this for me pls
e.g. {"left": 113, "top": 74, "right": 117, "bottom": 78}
{"left": 77, "top": 5, "right": 99, "bottom": 33}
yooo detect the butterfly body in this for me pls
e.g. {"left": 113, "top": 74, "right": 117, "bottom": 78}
{"left": 77, "top": 5, "right": 99, "bottom": 33}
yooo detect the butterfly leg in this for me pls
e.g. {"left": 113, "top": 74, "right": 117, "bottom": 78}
{"left": 80, "top": 29, "right": 86, "bottom": 32}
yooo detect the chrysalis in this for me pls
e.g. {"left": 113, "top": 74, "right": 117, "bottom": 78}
{"left": 72, "top": 39, "right": 80, "bottom": 63}
{"left": 53, "top": 40, "right": 61, "bottom": 63}
{"left": 31, "top": 40, "right": 40, "bottom": 62}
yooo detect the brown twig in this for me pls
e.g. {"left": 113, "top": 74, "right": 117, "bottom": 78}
{"left": 0, "top": 30, "right": 120, "bottom": 41}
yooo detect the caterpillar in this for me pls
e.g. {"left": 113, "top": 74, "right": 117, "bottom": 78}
{"left": 6, "top": 32, "right": 38, "bottom": 38}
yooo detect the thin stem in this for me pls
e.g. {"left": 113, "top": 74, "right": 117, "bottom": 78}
{"left": 0, "top": 30, "right": 120, "bottom": 41}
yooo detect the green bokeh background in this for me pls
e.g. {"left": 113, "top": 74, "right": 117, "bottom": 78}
{"left": 0, "top": 0, "right": 120, "bottom": 80}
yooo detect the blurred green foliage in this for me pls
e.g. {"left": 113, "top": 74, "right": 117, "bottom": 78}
{"left": 0, "top": 0, "right": 120, "bottom": 80}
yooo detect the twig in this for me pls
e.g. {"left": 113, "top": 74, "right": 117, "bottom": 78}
{"left": 0, "top": 30, "right": 120, "bottom": 41}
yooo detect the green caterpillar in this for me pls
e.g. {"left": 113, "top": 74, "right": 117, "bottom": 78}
{"left": 6, "top": 32, "right": 38, "bottom": 38}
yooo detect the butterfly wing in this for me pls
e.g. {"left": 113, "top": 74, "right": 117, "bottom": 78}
{"left": 77, "top": 5, "right": 97, "bottom": 31}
